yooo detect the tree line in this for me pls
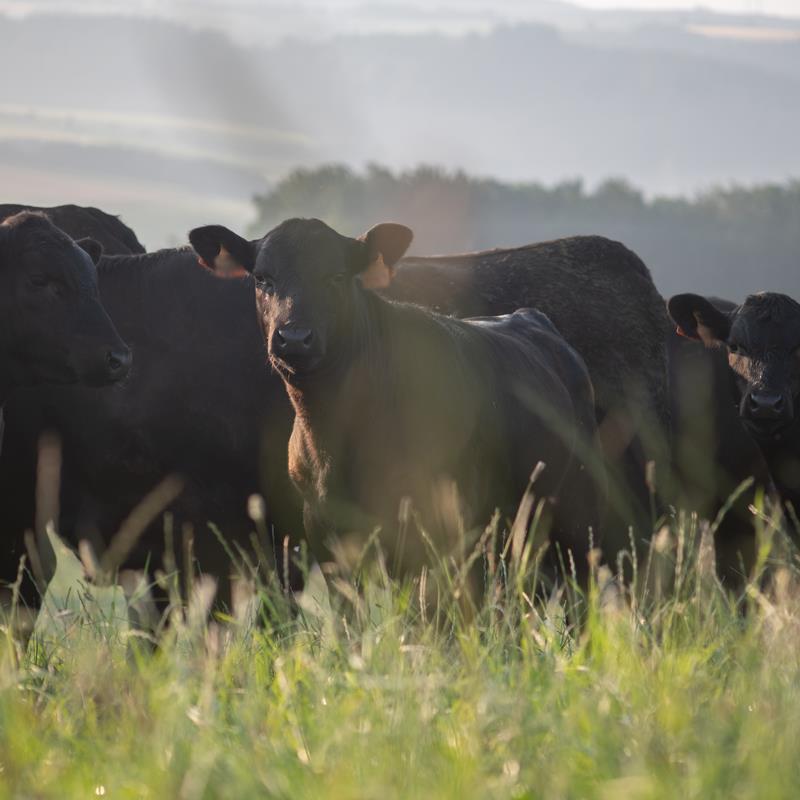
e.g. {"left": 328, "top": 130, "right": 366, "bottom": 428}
{"left": 253, "top": 165, "right": 800, "bottom": 298}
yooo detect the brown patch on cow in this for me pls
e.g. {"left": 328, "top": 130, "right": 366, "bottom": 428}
{"left": 359, "top": 253, "right": 395, "bottom": 290}
{"left": 727, "top": 351, "right": 757, "bottom": 382}
{"left": 198, "top": 245, "right": 249, "bottom": 278}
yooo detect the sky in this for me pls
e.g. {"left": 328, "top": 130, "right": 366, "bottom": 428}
{"left": 3, "top": 0, "right": 800, "bottom": 13}
{"left": 571, "top": 0, "right": 800, "bottom": 14}
{"left": 3, "top": 0, "right": 800, "bottom": 21}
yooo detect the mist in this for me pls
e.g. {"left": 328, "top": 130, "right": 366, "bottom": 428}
{"left": 1, "top": 0, "right": 799, "bottom": 295}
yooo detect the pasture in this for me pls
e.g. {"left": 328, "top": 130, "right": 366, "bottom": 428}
{"left": 2, "top": 495, "right": 800, "bottom": 798}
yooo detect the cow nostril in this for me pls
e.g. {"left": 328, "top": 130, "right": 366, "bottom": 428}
{"left": 276, "top": 328, "right": 314, "bottom": 352}
{"left": 106, "top": 349, "right": 131, "bottom": 375}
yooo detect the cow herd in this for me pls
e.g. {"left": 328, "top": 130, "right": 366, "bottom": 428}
{"left": 0, "top": 203, "right": 798, "bottom": 608}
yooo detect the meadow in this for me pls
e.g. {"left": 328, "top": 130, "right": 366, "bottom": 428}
{"left": 1, "top": 492, "right": 799, "bottom": 799}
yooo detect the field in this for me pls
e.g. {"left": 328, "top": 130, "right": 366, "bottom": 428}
{"left": 1, "top": 499, "right": 799, "bottom": 799}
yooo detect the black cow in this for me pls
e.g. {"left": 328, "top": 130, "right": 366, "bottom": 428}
{"left": 669, "top": 292, "right": 800, "bottom": 515}
{"left": 190, "top": 219, "right": 605, "bottom": 595}
{"left": 0, "top": 211, "right": 131, "bottom": 408}
{"left": 0, "top": 247, "right": 300, "bottom": 603}
{"left": 0, "top": 204, "right": 145, "bottom": 256}
{"left": 198, "top": 229, "right": 670, "bottom": 548}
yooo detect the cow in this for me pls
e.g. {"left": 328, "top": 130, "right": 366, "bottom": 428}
{"left": 0, "top": 245, "right": 300, "bottom": 606}
{"left": 196, "top": 229, "right": 671, "bottom": 548}
{"left": 668, "top": 292, "right": 800, "bottom": 517}
{"left": 0, "top": 211, "right": 131, "bottom": 409}
{"left": 189, "top": 218, "right": 606, "bottom": 599}
{"left": 0, "top": 204, "right": 146, "bottom": 256}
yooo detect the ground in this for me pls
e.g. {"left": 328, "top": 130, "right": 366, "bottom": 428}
{"left": 1, "top": 504, "right": 799, "bottom": 799}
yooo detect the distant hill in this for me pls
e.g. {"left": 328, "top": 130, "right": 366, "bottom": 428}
{"left": 1, "top": 9, "right": 800, "bottom": 246}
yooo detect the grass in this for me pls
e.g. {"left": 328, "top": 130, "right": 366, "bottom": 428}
{"left": 1, "top": 500, "right": 800, "bottom": 799}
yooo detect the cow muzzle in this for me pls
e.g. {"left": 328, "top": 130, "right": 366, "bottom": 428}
{"left": 741, "top": 389, "right": 794, "bottom": 436}
{"left": 270, "top": 325, "right": 325, "bottom": 374}
{"left": 274, "top": 327, "right": 315, "bottom": 355}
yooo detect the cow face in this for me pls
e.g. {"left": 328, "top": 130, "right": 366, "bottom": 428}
{"left": 0, "top": 212, "right": 132, "bottom": 391}
{"left": 668, "top": 292, "right": 800, "bottom": 442}
{"left": 189, "top": 219, "right": 413, "bottom": 378}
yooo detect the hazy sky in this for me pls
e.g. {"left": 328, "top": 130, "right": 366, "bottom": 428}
{"left": 3, "top": 0, "right": 799, "bottom": 20}
{"left": 571, "top": 0, "right": 800, "bottom": 14}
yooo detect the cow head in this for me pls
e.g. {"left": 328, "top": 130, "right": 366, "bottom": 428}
{"left": 0, "top": 212, "right": 132, "bottom": 391}
{"left": 668, "top": 292, "right": 800, "bottom": 441}
{"left": 189, "top": 218, "right": 413, "bottom": 377}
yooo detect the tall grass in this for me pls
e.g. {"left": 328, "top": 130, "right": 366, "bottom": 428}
{"left": 0, "top": 493, "right": 799, "bottom": 799}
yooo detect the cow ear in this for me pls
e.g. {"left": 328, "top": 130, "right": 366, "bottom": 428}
{"left": 76, "top": 237, "right": 104, "bottom": 265}
{"left": 357, "top": 223, "right": 413, "bottom": 290}
{"left": 189, "top": 225, "right": 256, "bottom": 275}
{"left": 668, "top": 294, "right": 731, "bottom": 347}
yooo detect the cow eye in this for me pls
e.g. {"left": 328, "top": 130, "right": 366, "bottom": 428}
{"left": 29, "top": 274, "right": 49, "bottom": 289}
{"left": 728, "top": 343, "right": 740, "bottom": 355}
{"left": 256, "top": 275, "right": 275, "bottom": 295}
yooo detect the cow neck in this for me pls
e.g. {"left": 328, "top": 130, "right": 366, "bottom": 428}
{"left": 283, "top": 290, "right": 387, "bottom": 459}
{"left": 756, "top": 418, "right": 800, "bottom": 511}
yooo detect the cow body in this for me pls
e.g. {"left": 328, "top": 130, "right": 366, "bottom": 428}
{"left": 380, "top": 236, "right": 671, "bottom": 543}
{"left": 386, "top": 236, "right": 669, "bottom": 434}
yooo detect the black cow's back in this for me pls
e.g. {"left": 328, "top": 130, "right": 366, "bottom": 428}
{"left": 387, "top": 236, "right": 669, "bottom": 430}
{"left": 0, "top": 204, "right": 145, "bottom": 255}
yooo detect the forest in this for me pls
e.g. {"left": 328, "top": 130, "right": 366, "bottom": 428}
{"left": 254, "top": 164, "right": 800, "bottom": 297}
